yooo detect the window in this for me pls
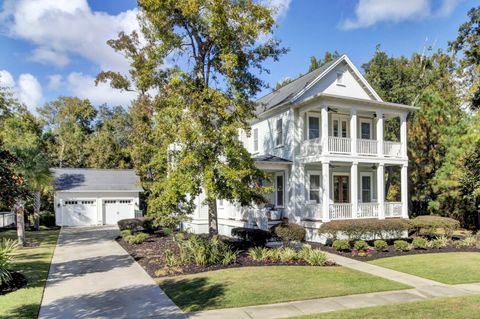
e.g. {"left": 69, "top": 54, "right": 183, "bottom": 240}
{"left": 81, "top": 200, "right": 95, "bottom": 205}
{"left": 308, "top": 116, "right": 320, "bottom": 139}
{"left": 341, "top": 120, "right": 347, "bottom": 137}
{"left": 65, "top": 201, "right": 78, "bottom": 205}
{"left": 119, "top": 200, "right": 132, "bottom": 204}
{"left": 333, "top": 119, "right": 339, "bottom": 137}
{"left": 309, "top": 174, "right": 321, "bottom": 203}
{"left": 333, "top": 175, "right": 349, "bottom": 203}
{"left": 276, "top": 173, "right": 284, "bottom": 207}
{"left": 104, "top": 200, "right": 116, "bottom": 204}
{"left": 275, "top": 118, "right": 283, "bottom": 146}
{"left": 253, "top": 128, "right": 259, "bottom": 152}
{"left": 361, "top": 121, "right": 371, "bottom": 139}
{"left": 361, "top": 174, "right": 372, "bottom": 202}
{"left": 332, "top": 118, "right": 348, "bottom": 138}
{"left": 336, "top": 72, "right": 344, "bottom": 85}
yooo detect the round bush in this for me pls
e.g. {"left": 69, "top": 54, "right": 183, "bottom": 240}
{"left": 410, "top": 215, "right": 460, "bottom": 237}
{"left": 353, "top": 240, "right": 369, "bottom": 250}
{"left": 394, "top": 240, "right": 410, "bottom": 251}
{"left": 332, "top": 239, "right": 350, "bottom": 251}
{"left": 373, "top": 240, "right": 388, "bottom": 251}
{"left": 412, "top": 237, "right": 428, "bottom": 249}
{"left": 274, "top": 224, "right": 306, "bottom": 242}
{"left": 39, "top": 211, "right": 56, "bottom": 227}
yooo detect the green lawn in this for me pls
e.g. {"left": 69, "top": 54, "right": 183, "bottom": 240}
{"left": 369, "top": 252, "right": 480, "bottom": 284}
{"left": 157, "top": 266, "right": 410, "bottom": 312}
{"left": 289, "top": 295, "right": 480, "bottom": 319}
{"left": 0, "top": 229, "right": 59, "bottom": 319}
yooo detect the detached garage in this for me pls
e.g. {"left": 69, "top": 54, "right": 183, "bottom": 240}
{"left": 52, "top": 168, "right": 143, "bottom": 227}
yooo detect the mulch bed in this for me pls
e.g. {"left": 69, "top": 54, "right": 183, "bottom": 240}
{"left": 117, "top": 233, "right": 335, "bottom": 278}
{"left": 0, "top": 271, "right": 27, "bottom": 295}
{"left": 319, "top": 243, "right": 480, "bottom": 261}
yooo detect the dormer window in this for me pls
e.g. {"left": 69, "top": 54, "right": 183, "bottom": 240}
{"left": 336, "top": 72, "right": 344, "bottom": 86}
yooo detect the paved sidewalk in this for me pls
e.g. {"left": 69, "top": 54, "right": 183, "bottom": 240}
{"left": 39, "top": 226, "right": 184, "bottom": 319}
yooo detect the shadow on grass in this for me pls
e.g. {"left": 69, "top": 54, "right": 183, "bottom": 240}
{"left": 160, "top": 277, "right": 226, "bottom": 312}
{"left": 0, "top": 303, "right": 39, "bottom": 319}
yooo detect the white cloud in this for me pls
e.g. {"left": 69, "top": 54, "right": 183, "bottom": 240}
{"left": 66, "top": 72, "right": 137, "bottom": 107}
{"left": 264, "top": 0, "right": 292, "bottom": 20}
{"left": 0, "top": 70, "right": 43, "bottom": 112}
{"left": 47, "top": 74, "right": 62, "bottom": 90}
{"left": 0, "top": 0, "right": 139, "bottom": 73}
{"left": 340, "top": 0, "right": 461, "bottom": 30}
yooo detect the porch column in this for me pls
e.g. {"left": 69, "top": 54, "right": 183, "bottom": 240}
{"left": 377, "top": 163, "right": 385, "bottom": 219}
{"left": 321, "top": 105, "right": 329, "bottom": 154}
{"left": 401, "top": 164, "right": 408, "bottom": 218}
{"left": 350, "top": 108, "right": 357, "bottom": 155}
{"left": 400, "top": 112, "right": 408, "bottom": 158}
{"left": 376, "top": 110, "right": 384, "bottom": 157}
{"left": 351, "top": 161, "right": 358, "bottom": 219}
{"left": 322, "top": 161, "right": 330, "bottom": 222}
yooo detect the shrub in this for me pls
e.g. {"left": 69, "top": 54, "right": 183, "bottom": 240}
{"left": 179, "top": 234, "right": 236, "bottom": 266}
{"left": 461, "top": 236, "right": 477, "bottom": 247}
{"left": 410, "top": 216, "right": 460, "bottom": 237}
{"left": 39, "top": 211, "right": 56, "bottom": 227}
{"left": 429, "top": 236, "right": 449, "bottom": 249}
{"left": 247, "top": 247, "right": 267, "bottom": 261}
{"left": 0, "top": 239, "right": 17, "bottom": 285}
{"left": 124, "top": 232, "right": 149, "bottom": 245}
{"left": 121, "top": 229, "right": 132, "bottom": 238}
{"left": 231, "top": 227, "right": 271, "bottom": 246}
{"left": 163, "top": 227, "right": 173, "bottom": 237}
{"left": 373, "top": 240, "right": 388, "bottom": 251}
{"left": 221, "top": 250, "right": 237, "bottom": 265}
{"left": 319, "top": 219, "right": 410, "bottom": 241}
{"left": 278, "top": 247, "right": 298, "bottom": 263}
{"left": 164, "top": 249, "right": 185, "bottom": 268}
{"left": 394, "top": 240, "right": 410, "bottom": 251}
{"left": 274, "top": 224, "right": 306, "bottom": 242}
{"left": 301, "top": 246, "right": 328, "bottom": 266}
{"left": 412, "top": 237, "right": 428, "bottom": 249}
{"left": 332, "top": 239, "right": 350, "bottom": 251}
{"left": 353, "top": 240, "right": 369, "bottom": 250}
{"left": 118, "top": 218, "right": 154, "bottom": 233}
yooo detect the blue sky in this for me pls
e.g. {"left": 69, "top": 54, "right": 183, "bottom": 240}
{"left": 0, "top": 0, "right": 475, "bottom": 113}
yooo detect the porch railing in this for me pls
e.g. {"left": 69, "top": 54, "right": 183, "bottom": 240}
{"left": 385, "top": 202, "right": 403, "bottom": 217}
{"left": 357, "top": 203, "right": 379, "bottom": 218}
{"left": 329, "top": 203, "right": 352, "bottom": 220}
{"left": 328, "top": 136, "right": 351, "bottom": 154}
{"left": 357, "top": 139, "right": 378, "bottom": 156}
{"left": 384, "top": 141, "right": 402, "bottom": 157}
{"left": 300, "top": 138, "right": 322, "bottom": 156}
{"left": 304, "top": 202, "right": 323, "bottom": 220}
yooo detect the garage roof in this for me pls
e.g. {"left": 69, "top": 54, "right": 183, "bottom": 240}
{"left": 52, "top": 168, "right": 143, "bottom": 192}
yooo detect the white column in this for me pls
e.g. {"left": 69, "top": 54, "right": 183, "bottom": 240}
{"left": 350, "top": 108, "right": 357, "bottom": 155}
{"left": 377, "top": 163, "right": 385, "bottom": 219}
{"left": 322, "top": 161, "right": 330, "bottom": 222}
{"left": 400, "top": 112, "right": 408, "bottom": 158}
{"left": 295, "top": 109, "right": 304, "bottom": 155}
{"left": 376, "top": 110, "right": 384, "bottom": 157}
{"left": 351, "top": 161, "right": 358, "bottom": 219}
{"left": 321, "top": 105, "right": 329, "bottom": 154}
{"left": 401, "top": 164, "right": 408, "bottom": 218}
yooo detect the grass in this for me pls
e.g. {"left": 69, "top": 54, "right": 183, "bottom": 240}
{"left": 288, "top": 295, "right": 480, "bottom": 319}
{"left": 0, "top": 229, "right": 59, "bottom": 319}
{"left": 369, "top": 252, "right": 480, "bottom": 284}
{"left": 157, "top": 266, "right": 410, "bottom": 312}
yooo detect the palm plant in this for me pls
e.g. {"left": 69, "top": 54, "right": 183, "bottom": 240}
{"left": 0, "top": 239, "right": 17, "bottom": 285}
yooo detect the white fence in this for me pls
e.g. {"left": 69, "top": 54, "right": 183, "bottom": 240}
{"left": 357, "top": 139, "right": 378, "bottom": 156}
{"left": 328, "top": 137, "right": 351, "bottom": 154}
{"left": 385, "top": 202, "right": 403, "bottom": 217}
{"left": 384, "top": 141, "right": 402, "bottom": 157}
{"left": 357, "top": 203, "right": 379, "bottom": 218}
{"left": 0, "top": 212, "right": 15, "bottom": 228}
{"left": 329, "top": 203, "right": 352, "bottom": 220}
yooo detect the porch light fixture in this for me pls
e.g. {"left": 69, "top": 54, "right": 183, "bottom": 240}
{"left": 371, "top": 164, "right": 377, "bottom": 169}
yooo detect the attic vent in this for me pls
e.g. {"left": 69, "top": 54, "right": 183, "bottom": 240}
{"left": 336, "top": 72, "right": 344, "bottom": 85}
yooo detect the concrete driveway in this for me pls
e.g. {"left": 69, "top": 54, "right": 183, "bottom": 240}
{"left": 39, "top": 226, "right": 184, "bottom": 319}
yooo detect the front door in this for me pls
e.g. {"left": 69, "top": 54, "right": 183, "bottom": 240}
{"left": 333, "top": 175, "right": 350, "bottom": 203}
{"left": 332, "top": 117, "right": 349, "bottom": 138}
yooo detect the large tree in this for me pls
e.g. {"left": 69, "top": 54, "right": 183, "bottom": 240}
{"left": 98, "top": 0, "right": 286, "bottom": 233}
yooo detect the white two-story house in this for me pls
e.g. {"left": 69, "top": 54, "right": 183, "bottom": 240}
{"left": 183, "top": 54, "right": 417, "bottom": 242}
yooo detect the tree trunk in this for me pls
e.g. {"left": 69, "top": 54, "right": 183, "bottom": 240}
{"left": 207, "top": 195, "right": 218, "bottom": 236}
{"left": 33, "top": 190, "right": 41, "bottom": 231}
{"left": 14, "top": 199, "right": 26, "bottom": 247}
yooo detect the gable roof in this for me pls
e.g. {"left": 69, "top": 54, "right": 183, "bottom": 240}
{"left": 253, "top": 154, "right": 292, "bottom": 163}
{"left": 52, "top": 168, "right": 143, "bottom": 192}
{"left": 255, "top": 54, "right": 382, "bottom": 115}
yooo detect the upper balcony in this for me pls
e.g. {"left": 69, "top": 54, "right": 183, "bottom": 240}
{"left": 298, "top": 104, "right": 407, "bottom": 160}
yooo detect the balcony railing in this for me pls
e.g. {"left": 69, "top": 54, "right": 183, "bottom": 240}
{"left": 329, "top": 203, "right": 352, "bottom": 220}
{"left": 328, "top": 136, "right": 351, "bottom": 154}
{"left": 357, "top": 203, "right": 379, "bottom": 218}
{"left": 384, "top": 141, "right": 402, "bottom": 157}
{"left": 301, "top": 137, "right": 322, "bottom": 156}
{"left": 385, "top": 202, "right": 403, "bottom": 217}
{"left": 357, "top": 139, "right": 378, "bottom": 156}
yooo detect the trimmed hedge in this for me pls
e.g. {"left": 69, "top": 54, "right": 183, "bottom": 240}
{"left": 231, "top": 227, "right": 271, "bottom": 246}
{"left": 319, "top": 218, "right": 411, "bottom": 241}
{"left": 273, "top": 223, "right": 306, "bottom": 242}
{"left": 117, "top": 217, "right": 154, "bottom": 233}
{"left": 39, "top": 211, "right": 56, "bottom": 227}
{"left": 410, "top": 215, "right": 460, "bottom": 237}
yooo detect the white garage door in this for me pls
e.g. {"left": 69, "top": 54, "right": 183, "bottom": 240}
{"left": 104, "top": 200, "right": 134, "bottom": 225}
{"left": 63, "top": 200, "right": 97, "bottom": 226}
